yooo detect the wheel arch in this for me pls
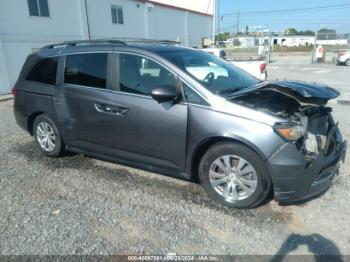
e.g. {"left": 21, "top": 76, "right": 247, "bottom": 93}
{"left": 27, "top": 111, "right": 45, "bottom": 135}
{"left": 190, "top": 136, "right": 268, "bottom": 183}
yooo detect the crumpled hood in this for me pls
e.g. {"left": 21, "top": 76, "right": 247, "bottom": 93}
{"left": 229, "top": 80, "right": 340, "bottom": 106}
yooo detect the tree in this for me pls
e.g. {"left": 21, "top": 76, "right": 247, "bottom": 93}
{"left": 215, "top": 32, "right": 231, "bottom": 42}
{"left": 285, "top": 28, "right": 298, "bottom": 35}
{"left": 298, "top": 30, "right": 315, "bottom": 36}
{"left": 317, "top": 28, "right": 337, "bottom": 40}
{"left": 283, "top": 28, "right": 315, "bottom": 36}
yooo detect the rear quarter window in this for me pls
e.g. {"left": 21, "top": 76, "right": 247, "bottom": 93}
{"left": 25, "top": 57, "right": 58, "bottom": 85}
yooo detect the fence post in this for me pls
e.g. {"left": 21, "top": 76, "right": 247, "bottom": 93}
{"left": 268, "top": 33, "right": 272, "bottom": 64}
{"left": 311, "top": 31, "right": 318, "bottom": 64}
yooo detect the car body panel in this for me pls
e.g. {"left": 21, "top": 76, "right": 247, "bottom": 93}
{"left": 229, "top": 80, "right": 340, "bottom": 106}
{"left": 184, "top": 104, "right": 286, "bottom": 175}
{"left": 13, "top": 42, "right": 346, "bottom": 204}
{"left": 267, "top": 129, "right": 346, "bottom": 202}
{"left": 337, "top": 51, "right": 350, "bottom": 63}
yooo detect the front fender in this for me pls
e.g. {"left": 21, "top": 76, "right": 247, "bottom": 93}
{"left": 185, "top": 105, "right": 285, "bottom": 176}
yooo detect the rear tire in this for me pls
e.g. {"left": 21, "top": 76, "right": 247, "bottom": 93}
{"left": 199, "top": 142, "right": 272, "bottom": 208}
{"left": 33, "top": 114, "right": 65, "bottom": 157}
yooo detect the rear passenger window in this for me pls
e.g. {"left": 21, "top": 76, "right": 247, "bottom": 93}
{"left": 64, "top": 53, "right": 107, "bottom": 89}
{"left": 26, "top": 57, "right": 58, "bottom": 85}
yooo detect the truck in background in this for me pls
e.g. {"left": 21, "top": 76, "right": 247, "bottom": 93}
{"left": 200, "top": 47, "right": 267, "bottom": 81}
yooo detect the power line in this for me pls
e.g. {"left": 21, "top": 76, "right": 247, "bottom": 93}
{"left": 222, "top": 3, "right": 350, "bottom": 17}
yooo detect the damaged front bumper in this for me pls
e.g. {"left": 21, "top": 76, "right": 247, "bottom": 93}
{"left": 266, "top": 129, "right": 347, "bottom": 203}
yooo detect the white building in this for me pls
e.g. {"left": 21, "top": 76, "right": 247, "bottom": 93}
{"left": 225, "top": 35, "right": 348, "bottom": 49}
{"left": 273, "top": 36, "right": 315, "bottom": 47}
{"left": 0, "top": 0, "right": 215, "bottom": 94}
{"left": 316, "top": 39, "right": 348, "bottom": 45}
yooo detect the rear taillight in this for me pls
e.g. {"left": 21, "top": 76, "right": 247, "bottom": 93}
{"left": 338, "top": 51, "right": 345, "bottom": 57}
{"left": 11, "top": 86, "right": 17, "bottom": 97}
{"left": 260, "top": 63, "right": 266, "bottom": 73}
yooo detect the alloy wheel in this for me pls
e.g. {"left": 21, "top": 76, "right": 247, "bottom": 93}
{"left": 36, "top": 122, "right": 56, "bottom": 152}
{"left": 209, "top": 155, "right": 258, "bottom": 202}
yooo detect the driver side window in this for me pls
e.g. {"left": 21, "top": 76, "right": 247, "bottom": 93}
{"left": 118, "top": 53, "right": 177, "bottom": 96}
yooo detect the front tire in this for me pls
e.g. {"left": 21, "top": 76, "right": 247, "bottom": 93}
{"left": 199, "top": 142, "right": 272, "bottom": 208}
{"left": 33, "top": 114, "right": 65, "bottom": 157}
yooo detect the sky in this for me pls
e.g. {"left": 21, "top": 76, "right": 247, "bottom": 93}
{"left": 218, "top": 0, "right": 350, "bottom": 34}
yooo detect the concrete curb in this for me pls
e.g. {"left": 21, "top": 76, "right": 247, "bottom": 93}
{"left": 0, "top": 94, "right": 13, "bottom": 102}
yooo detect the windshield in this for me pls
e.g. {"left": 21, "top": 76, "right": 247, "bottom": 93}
{"left": 159, "top": 49, "right": 260, "bottom": 94}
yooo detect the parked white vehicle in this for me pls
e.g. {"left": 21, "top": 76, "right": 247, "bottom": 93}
{"left": 336, "top": 50, "right": 350, "bottom": 66}
{"left": 200, "top": 48, "right": 267, "bottom": 81}
{"left": 230, "top": 60, "right": 267, "bottom": 81}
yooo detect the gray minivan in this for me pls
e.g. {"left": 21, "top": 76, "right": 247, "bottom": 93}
{"left": 13, "top": 39, "right": 347, "bottom": 208}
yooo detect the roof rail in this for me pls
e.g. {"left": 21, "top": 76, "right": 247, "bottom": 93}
{"left": 42, "top": 39, "right": 127, "bottom": 49}
{"left": 118, "top": 38, "right": 180, "bottom": 45}
{"left": 42, "top": 38, "right": 180, "bottom": 49}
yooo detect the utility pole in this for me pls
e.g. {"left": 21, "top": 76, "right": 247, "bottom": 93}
{"left": 83, "top": 0, "right": 91, "bottom": 40}
{"left": 232, "top": 10, "right": 235, "bottom": 36}
{"left": 212, "top": 0, "right": 216, "bottom": 43}
{"left": 236, "top": 10, "right": 240, "bottom": 34}
{"left": 217, "top": 0, "right": 220, "bottom": 43}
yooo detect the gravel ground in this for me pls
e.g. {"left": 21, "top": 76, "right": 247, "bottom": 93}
{"left": 1, "top": 61, "right": 350, "bottom": 256}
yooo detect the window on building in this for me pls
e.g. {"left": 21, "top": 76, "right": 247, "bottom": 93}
{"left": 26, "top": 57, "right": 58, "bottom": 85}
{"left": 118, "top": 54, "right": 177, "bottom": 96}
{"left": 111, "top": 5, "right": 124, "bottom": 24}
{"left": 64, "top": 53, "right": 107, "bottom": 89}
{"left": 27, "top": 0, "right": 50, "bottom": 17}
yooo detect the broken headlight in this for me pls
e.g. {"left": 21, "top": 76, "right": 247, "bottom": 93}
{"left": 274, "top": 123, "right": 305, "bottom": 141}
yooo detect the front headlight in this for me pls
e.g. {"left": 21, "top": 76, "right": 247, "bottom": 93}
{"left": 274, "top": 123, "right": 305, "bottom": 141}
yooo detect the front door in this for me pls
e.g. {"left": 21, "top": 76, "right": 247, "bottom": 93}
{"left": 108, "top": 53, "right": 188, "bottom": 171}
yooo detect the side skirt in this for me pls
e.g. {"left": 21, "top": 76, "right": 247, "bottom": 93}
{"left": 65, "top": 146, "right": 192, "bottom": 181}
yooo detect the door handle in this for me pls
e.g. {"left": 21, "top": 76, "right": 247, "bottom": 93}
{"left": 94, "top": 103, "right": 129, "bottom": 116}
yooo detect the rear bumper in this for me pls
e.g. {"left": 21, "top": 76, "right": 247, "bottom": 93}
{"left": 267, "top": 133, "right": 346, "bottom": 203}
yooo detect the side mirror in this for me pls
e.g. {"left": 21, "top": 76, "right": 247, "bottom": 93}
{"left": 151, "top": 85, "right": 180, "bottom": 103}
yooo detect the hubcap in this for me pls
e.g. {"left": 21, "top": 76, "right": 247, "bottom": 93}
{"left": 209, "top": 155, "right": 258, "bottom": 202}
{"left": 36, "top": 122, "right": 56, "bottom": 152}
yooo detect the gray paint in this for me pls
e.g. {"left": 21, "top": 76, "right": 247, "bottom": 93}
{"left": 13, "top": 43, "right": 346, "bottom": 202}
